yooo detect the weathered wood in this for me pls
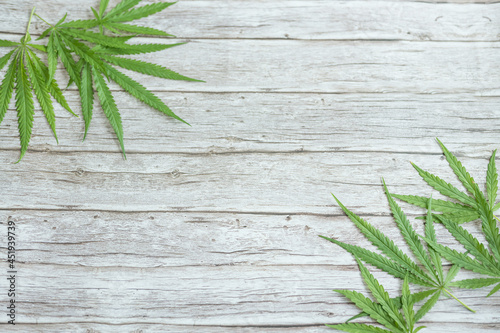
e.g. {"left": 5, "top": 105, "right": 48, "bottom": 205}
{"left": 1, "top": 210, "right": 489, "bottom": 267}
{"left": 3, "top": 322, "right": 500, "bottom": 333}
{"left": 0, "top": 264, "right": 497, "bottom": 326}
{"left": 0, "top": 92, "right": 499, "bottom": 156}
{"left": 0, "top": 37, "right": 492, "bottom": 94}
{"left": 0, "top": 0, "right": 498, "bottom": 331}
{"left": 1, "top": 1, "right": 499, "bottom": 41}
{"left": 0, "top": 150, "right": 495, "bottom": 215}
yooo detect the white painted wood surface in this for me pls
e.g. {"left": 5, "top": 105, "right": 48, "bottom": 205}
{"left": 0, "top": 0, "right": 499, "bottom": 332}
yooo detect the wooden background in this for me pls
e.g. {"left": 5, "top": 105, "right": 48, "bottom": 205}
{"left": 0, "top": 0, "right": 499, "bottom": 332}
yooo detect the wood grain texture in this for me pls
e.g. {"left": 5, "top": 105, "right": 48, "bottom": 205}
{"left": 1, "top": 1, "right": 499, "bottom": 41}
{"left": 0, "top": 0, "right": 499, "bottom": 332}
{"left": 2, "top": 35, "right": 498, "bottom": 94}
{"left": 0, "top": 92, "right": 499, "bottom": 156}
{"left": 0, "top": 150, "right": 496, "bottom": 215}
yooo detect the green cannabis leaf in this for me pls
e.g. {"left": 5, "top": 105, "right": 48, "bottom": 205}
{"left": 399, "top": 139, "right": 500, "bottom": 296}
{"left": 58, "top": 0, "right": 177, "bottom": 36}
{"left": 320, "top": 180, "right": 474, "bottom": 313}
{"left": 33, "top": 0, "right": 202, "bottom": 157}
{"left": 392, "top": 138, "right": 500, "bottom": 224}
{"left": 0, "top": 8, "right": 75, "bottom": 162}
{"left": 0, "top": 0, "right": 201, "bottom": 160}
{"left": 328, "top": 258, "right": 427, "bottom": 333}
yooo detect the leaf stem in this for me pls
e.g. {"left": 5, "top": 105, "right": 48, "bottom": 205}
{"left": 33, "top": 13, "right": 53, "bottom": 27}
{"left": 20, "top": 7, "right": 36, "bottom": 45}
{"left": 26, "top": 7, "right": 36, "bottom": 36}
{"left": 443, "top": 288, "right": 475, "bottom": 313}
{"left": 494, "top": 215, "right": 500, "bottom": 223}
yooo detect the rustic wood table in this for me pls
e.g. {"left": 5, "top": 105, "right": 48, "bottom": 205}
{"left": 0, "top": 0, "right": 499, "bottom": 332}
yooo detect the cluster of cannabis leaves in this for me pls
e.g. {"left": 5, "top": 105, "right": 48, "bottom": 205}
{"left": 0, "top": 0, "right": 201, "bottom": 162}
{"left": 321, "top": 139, "right": 500, "bottom": 333}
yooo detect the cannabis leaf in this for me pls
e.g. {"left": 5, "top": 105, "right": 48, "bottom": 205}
{"left": 0, "top": 8, "right": 75, "bottom": 161}
{"left": 320, "top": 180, "right": 474, "bottom": 312}
{"left": 392, "top": 138, "right": 500, "bottom": 224}
{"left": 59, "top": 0, "right": 176, "bottom": 36}
{"left": 34, "top": 0, "right": 202, "bottom": 156}
{"left": 328, "top": 258, "right": 428, "bottom": 333}
{"left": 401, "top": 140, "right": 500, "bottom": 296}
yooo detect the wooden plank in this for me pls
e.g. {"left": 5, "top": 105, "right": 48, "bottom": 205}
{"left": 0, "top": 92, "right": 499, "bottom": 156}
{"left": 0, "top": 1, "right": 498, "bottom": 331}
{"left": 1, "top": 210, "right": 498, "bottom": 330}
{"left": 0, "top": 150, "right": 494, "bottom": 215}
{"left": 0, "top": 35, "right": 497, "bottom": 94}
{"left": 3, "top": 322, "right": 500, "bottom": 333}
{"left": 0, "top": 264, "right": 497, "bottom": 326}
{"left": 2, "top": 210, "right": 490, "bottom": 267}
{"left": 1, "top": 1, "right": 499, "bottom": 41}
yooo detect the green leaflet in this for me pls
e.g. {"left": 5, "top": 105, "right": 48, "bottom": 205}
{"left": 425, "top": 240, "right": 495, "bottom": 276}
{"left": 435, "top": 215, "right": 500, "bottom": 272}
{"left": 424, "top": 197, "right": 443, "bottom": 282}
{"left": 27, "top": 44, "right": 46, "bottom": 52}
{"left": 105, "top": 0, "right": 142, "bottom": 19}
{"left": 26, "top": 52, "right": 58, "bottom": 143}
{"left": 94, "top": 42, "right": 185, "bottom": 55}
{"left": 99, "top": 0, "right": 110, "bottom": 17}
{"left": 327, "top": 323, "right": 392, "bottom": 333}
{"left": 414, "top": 291, "right": 440, "bottom": 322}
{"left": 111, "top": 2, "right": 175, "bottom": 22}
{"left": 15, "top": 51, "right": 35, "bottom": 162}
{"left": 487, "top": 283, "right": 500, "bottom": 297}
{"left": 449, "top": 278, "right": 500, "bottom": 289}
{"left": 474, "top": 186, "right": 500, "bottom": 262}
{"left": 383, "top": 180, "right": 437, "bottom": 282}
{"left": 436, "top": 138, "right": 477, "bottom": 195}
{"left": 0, "top": 40, "right": 19, "bottom": 47}
{"left": 103, "top": 62, "right": 187, "bottom": 125}
{"left": 55, "top": 13, "right": 68, "bottom": 27}
{"left": 60, "top": 19, "right": 99, "bottom": 29}
{"left": 101, "top": 54, "right": 203, "bottom": 82}
{"left": 65, "top": 58, "right": 85, "bottom": 89}
{"left": 30, "top": 51, "right": 76, "bottom": 117}
{"left": 37, "top": 27, "right": 53, "bottom": 41}
{"left": 391, "top": 194, "right": 476, "bottom": 214}
{"left": 487, "top": 150, "right": 498, "bottom": 209}
{"left": 419, "top": 211, "right": 480, "bottom": 224}
{"left": 53, "top": 32, "right": 81, "bottom": 87}
{"left": 443, "top": 264, "right": 460, "bottom": 286}
{"left": 320, "top": 236, "right": 433, "bottom": 287}
{"left": 90, "top": 0, "right": 175, "bottom": 35}
{"left": 328, "top": 259, "right": 427, "bottom": 333}
{"left": 103, "top": 23, "right": 122, "bottom": 35}
{"left": 106, "top": 23, "right": 174, "bottom": 36}
{"left": 91, "top": 66, "right": 125, "bottom": 157}
{"left": 0, "top": 49, "right": 15, "bottom": 71}
{"left": 80, "top": 62, "right": 94, "bottom": 140}
{"left": 401, "top": 276, "right": 415, "bottom": 332}
{"left": 0, "top": 53, "right": 17, "bottom": 125}
{"left": 410, "top": 162, "right": 476, "bottom": 207}
{"left": 46, "top": 33, "right": 57, "bottom": 85}
{"left": 61, "top": 28, "right": 132, "bottom": 49}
